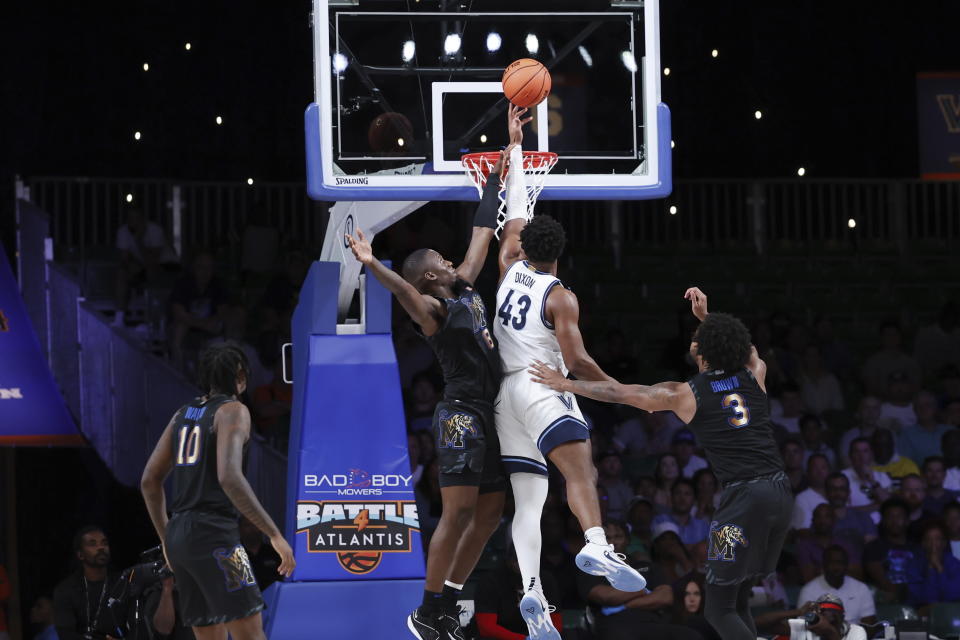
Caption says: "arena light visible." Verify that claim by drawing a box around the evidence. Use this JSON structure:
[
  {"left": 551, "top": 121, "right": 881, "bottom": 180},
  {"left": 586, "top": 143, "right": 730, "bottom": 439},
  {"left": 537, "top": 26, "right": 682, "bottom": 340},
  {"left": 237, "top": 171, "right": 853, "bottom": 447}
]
[
  {"left": 525, "top": 33, "right": 539, "bottom": 55},
  {"left": 480, "top": 134, "right": 488, "bottom": 143},
  {"left": 184, "top": 42, "right": 192, "bottom": 51},
  {"left": 486, "top": 31, "right": 502, "bottom": 53},
  {"left": 215, "top": 115, "right": 223, "bottom": 125},
  {"left": 848, "top": 218, "right": 856, "bottom": 228},
  {"left": 134, "top": 131, "right": 141, "bottom": 141},
  {"left": 669, "top": 205, "right": 677, "bottom": 215},
  {"left": 444, "top": 33, "right": 462, "bottom": 55},
  {"left": 663, "top": 67, "right": 670, "bottom": 76},
  {"left": 125, "top": 193, "right": 134, "bottom": 203},
  {"left": 670, "top": 140, "right": 675, "bottom": 149},
  {"left": 754, "top": 110, "right": 763, "bottom": 120},
  {"left": 397, "top": 138, "right": 405, "bottom": 147},
  {"left": 711, "top": 49, "right": 719, "bottom": 58},
  {"left": 142, "top": 62, "right": 149, "bottom": 72},
  {"left": 621, "top": 51, "right": 638, "bottom": 73},
  {"left": 247, "top": 178, "right": 254, "bottom": 186},
  {"left": 578, "top": 45, "right": 593, "bottom": 68},
  {"left": 402, "top": 40, "right": 416, "bottom": 63},
  {"left": 797, "top": 167, "right": 806, "bottom": 176},
  {"left": 332, "top": 52, "right": 348, "bottom": 74}
]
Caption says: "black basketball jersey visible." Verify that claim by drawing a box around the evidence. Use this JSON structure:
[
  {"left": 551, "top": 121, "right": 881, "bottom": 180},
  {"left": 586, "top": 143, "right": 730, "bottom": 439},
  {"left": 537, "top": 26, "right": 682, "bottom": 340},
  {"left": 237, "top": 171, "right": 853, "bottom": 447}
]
[
  {"left": 169, "top": 394, "right": 242, "bottom": 518},
  {"left": 422, "top": 279, "right": 501, "bottom": 404},
  {"left": 685, "top": 368, "right": 783, "bottom": 485}
]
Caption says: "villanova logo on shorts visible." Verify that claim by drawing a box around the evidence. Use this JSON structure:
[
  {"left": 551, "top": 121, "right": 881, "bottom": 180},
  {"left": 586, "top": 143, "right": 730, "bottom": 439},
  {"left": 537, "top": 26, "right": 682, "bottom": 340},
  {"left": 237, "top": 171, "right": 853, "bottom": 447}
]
[
  {"left": 213, "top": 544, "right": 257, "bottom": 591},
  {"left": 707, "top": 522, "right": 748, "bottom": 562},
  {"left": 439, "top": 410, "right": 478, "bottom": 449}
]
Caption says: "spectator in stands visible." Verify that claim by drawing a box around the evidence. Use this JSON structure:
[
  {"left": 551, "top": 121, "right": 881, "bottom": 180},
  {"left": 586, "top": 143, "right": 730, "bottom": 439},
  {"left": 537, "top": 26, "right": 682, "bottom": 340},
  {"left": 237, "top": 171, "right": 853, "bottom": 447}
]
[
  {"left": 634, "top": 476, "right": 658, "bottom": 505},
  {"left": 921, "top": 457, "right": 960, "bottom": 515},
  {"left": 652, "top": 453, "right": 680, "bottom": 510},
  {"left": 540, "top": 509, "right": 580, "bottom": 608},
  {"left": 54, "top": 525, "right": 125, "bottom": 639},
  {"left": 870, "top": 427, "right": 918, "bottom": 487},
  {"left": 793, "top": 454, "right": 831, "bottom": 530},
  {"left": 251, "top": 359, "right": 293, "bottom": 446},
  {"left": 691, "top": 468, "right": 719, "bottom": 521},
  {"left": 899, "top": 391, "right": 952, "bottom": 464},
  {"left": 168, "top": 251, "right": 228, "bottom": 370},
  {"left": 797, "top": 505, "right": 863, "bottom": 583},
  {"left": 944, "top": 502, "right": 960, "bottom": 559},
  {"left": 773, "top": 382, "right": 806, "bottom": 433},
  {"left": 650, "top": 526, "right": 696, "bottom": 585},
  {"left": 612, "top": 406, "right": 648, "bottom": 456},
  {"left": 652, "top": 479, "right": 709, "bottom": 547},
  {"left": 943, "top": 430, "right": 960, "bottom": 491},
  {"left": 672, "top": 573, "right": 720, "bottom": 640},
  {"left": 824, "top": 472, "right": 877, "bottom": 543},
  {"left": 782, "top": 437, "right": 809, "bottom": 494},
  {"left": 29, "top": 595, "right": 57, "bottom": 640},
  {"left": 899, "top": 473, "right": 933, "bottom": 541},
  {"left": 777, "top": 323, "right": 810, "bottom": 383},
  {"left": 905, "top": 519, "right": 960, "bottom": 612},
  {"left": 815, "top": 316, "right": 856, "bottom": 384},
  {"left": 800, "top": 414, "right": 836, "bottom": 469},
  {"left": 114, "top": 207, "right": 178, "bottom": 326},
  {"left": 799, "top": 344, "right": 845, "bottom": 415},
  {"left": 861, "top": 321, "right": 922, "bottom": 397},
  {"left": 671, "top": 429, "right": 707, "bottom": 478},
  {"left": 406, "top": 372, "right": 441, "bottom": 433},
  {"left": 598, "top": 451, "right": 633, "bottom": 522},
  {"left": 757, "top": 593, "right": 868, "bottom": 640},
  {"left": 838, "top": 396, "right": 883, "bottom": 468},
  {"left": 754, "top": 319, "right": 786, "bottom": 392},
  {"left": 475, "top": 540, "right": 564, "bottom": 639},
  {"left": 913, "top": 301, "right": 960, "bottom": 379},
  {"left": 797, "top": 545, "right": 876, "bottom": 627},
  {"left": 417, "top": 430, "right": 436, "bottom": 469},
  {"left": 943, "top": 397, "right": 960, "bottom": 427},
  {"left": 842, "top": 438, "right": 891, "bottom": 510},
  {"left": 863, "top": 498, "right": 916, "bottom": 603},
  {"left": 646, "top": 412, "right": 682, "bottom": 456},
  {"left": 878, "top": 372, "right": 918, "bottom": 432},
  {"left": 578, "top": 522, "right": 700, "bottom": 640},
  {"left": 206, "top": 303, "right": 271, "bottom": 390},
  {"left": 626, "top": 498, "right": 655, "bottom": 563}
]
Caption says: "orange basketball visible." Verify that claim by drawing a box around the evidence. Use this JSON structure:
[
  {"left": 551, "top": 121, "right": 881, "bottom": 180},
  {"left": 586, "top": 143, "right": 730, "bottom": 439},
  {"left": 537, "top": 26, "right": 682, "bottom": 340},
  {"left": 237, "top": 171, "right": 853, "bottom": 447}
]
[{"left": 502, "top": 58, "right": 551, "bottom": 108}]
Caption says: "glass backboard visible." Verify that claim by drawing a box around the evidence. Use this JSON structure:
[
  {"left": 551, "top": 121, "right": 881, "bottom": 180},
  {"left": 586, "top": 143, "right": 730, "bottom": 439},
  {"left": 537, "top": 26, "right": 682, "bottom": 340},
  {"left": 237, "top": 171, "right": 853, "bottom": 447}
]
[{"left": 306, "top": 0, "right": 671, "bottom": 201}]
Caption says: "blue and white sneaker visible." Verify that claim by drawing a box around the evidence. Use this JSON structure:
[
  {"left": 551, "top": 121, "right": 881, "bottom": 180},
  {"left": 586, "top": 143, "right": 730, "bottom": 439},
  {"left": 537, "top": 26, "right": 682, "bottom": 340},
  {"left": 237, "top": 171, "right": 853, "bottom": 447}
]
[
  {"left": 518, "top": 589, "right": 561, "bottom": 640},
  {"left": 575, "top": 542, "right": 647, "bottom": 592}
]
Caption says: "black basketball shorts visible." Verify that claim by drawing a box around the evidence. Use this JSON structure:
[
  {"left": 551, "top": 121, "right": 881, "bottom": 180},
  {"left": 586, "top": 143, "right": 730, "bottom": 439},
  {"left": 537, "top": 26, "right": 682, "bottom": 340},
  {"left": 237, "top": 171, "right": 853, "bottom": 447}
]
[
  {"left": 165, "top": 511, "right": 265, "bottom": 627},
  {"left": 433, "top": 399, "right": 505, "bottom": 493},
  {"left": 705, "top": 471, "right": 794, "bottom": 586}
]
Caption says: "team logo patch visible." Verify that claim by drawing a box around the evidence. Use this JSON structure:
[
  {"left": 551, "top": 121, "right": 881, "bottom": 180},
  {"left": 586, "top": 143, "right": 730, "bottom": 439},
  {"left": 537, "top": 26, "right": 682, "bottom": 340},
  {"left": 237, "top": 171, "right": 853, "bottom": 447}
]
[
  {"left": 438, "top": 410, "right": 478, "bottom": 449},
  {"left": 556, "top": 394, "right": 574, "bottom": 411},
  {"left": 297, "top": 500, "right": 420, "bottom": 575},
  {"left": 707, "top": 522, "right": 748, "bottom": 562},
  {"left": 213, "top": 544, "right": 257, "bottom": 591}
]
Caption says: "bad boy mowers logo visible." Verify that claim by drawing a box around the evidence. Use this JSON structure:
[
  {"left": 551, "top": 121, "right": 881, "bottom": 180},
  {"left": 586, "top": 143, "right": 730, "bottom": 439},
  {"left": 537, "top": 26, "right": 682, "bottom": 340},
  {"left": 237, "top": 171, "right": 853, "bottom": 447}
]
[
  {"left": 297, "top": 500, "right": 420, "bottom": 575},
  {"left": 708, "top": 522, "right": 748, "bottom": 562}
]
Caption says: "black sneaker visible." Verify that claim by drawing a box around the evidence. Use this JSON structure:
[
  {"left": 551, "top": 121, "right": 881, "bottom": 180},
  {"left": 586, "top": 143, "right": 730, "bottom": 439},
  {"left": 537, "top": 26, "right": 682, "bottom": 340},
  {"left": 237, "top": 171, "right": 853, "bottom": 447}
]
[
  {"left": 407, "top": 607, "right": 443, "bottom": 640},
  {"left": 439, "top": 607, "right": 466, "bottom": 640}
]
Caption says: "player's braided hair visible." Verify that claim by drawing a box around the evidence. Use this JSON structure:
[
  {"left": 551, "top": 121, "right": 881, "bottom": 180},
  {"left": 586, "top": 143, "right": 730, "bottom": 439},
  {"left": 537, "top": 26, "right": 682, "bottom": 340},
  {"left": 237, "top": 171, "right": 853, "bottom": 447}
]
[
  {"left": 692, "top": 312, "right": 752, "bottom": 373},
  {"left": 520, "top": 215, "right": 566, "bottom": 263},
  {"left": 198, "top": 343, "right": 250, "bottom": 397}
]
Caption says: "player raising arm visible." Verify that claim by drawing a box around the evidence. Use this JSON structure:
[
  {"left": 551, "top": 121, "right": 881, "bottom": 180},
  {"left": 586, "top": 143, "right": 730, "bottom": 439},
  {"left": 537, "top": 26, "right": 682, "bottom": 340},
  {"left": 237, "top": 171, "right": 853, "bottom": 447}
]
[
  {"left": 347, "top": 106, "right": 530, "bottom": 640},
  {"left": 530, "top": 287, "right": 792, "bottom": 640}
]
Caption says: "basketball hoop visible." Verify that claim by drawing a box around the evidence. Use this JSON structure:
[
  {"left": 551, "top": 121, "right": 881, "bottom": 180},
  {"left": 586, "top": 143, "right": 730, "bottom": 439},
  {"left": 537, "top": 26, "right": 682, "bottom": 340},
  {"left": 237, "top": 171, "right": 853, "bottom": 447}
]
[{"left": 462, "top": 151, "right": 558, "bottom": 236}]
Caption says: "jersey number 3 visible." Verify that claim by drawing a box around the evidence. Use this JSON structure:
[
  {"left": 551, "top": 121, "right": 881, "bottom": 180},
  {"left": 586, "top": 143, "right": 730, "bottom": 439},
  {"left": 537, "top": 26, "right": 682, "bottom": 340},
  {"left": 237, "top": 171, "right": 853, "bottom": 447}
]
[
  {"left": 498, "top": 290, "right": 531, "bottom": 330},
  {"left": 721, "top": 393, "right": 751, "bottom": 428},
  {"left": 176, "top": 425, "right": 201, "bottom": 465}
]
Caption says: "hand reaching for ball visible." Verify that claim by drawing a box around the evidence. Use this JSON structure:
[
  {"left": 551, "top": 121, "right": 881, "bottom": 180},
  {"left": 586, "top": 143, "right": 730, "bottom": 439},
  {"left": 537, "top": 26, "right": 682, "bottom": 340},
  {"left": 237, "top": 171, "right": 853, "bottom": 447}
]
[{"left": 508, "top": 104, "right": 532, "bottom": 146}]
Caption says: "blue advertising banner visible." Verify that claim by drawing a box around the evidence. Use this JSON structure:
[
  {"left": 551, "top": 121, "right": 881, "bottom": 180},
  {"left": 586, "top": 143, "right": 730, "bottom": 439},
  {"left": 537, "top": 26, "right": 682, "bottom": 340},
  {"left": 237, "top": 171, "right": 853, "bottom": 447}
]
[
  {"left": 917, "top": 72, "right": 960, "bottom": 179},
  {"left": 0, "top": 245, "right": 82, "bottom": 445}
]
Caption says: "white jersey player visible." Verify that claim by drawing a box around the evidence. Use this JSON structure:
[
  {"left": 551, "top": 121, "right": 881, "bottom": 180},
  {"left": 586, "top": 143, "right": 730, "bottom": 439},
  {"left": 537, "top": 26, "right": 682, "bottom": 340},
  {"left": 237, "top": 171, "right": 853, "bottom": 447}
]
[{"left": 494, "top": 145, "right": 646, "bottom": 640}]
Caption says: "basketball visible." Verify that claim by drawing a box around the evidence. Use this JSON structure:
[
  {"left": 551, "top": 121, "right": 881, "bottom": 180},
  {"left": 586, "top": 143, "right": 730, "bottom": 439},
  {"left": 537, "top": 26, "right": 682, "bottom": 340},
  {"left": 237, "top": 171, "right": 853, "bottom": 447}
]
[
  {"left": 367, "top": 112, "right": 414, "bottom": 152},
  {"left": 502, "top": 58, "right": 551, "bottom": 108}
]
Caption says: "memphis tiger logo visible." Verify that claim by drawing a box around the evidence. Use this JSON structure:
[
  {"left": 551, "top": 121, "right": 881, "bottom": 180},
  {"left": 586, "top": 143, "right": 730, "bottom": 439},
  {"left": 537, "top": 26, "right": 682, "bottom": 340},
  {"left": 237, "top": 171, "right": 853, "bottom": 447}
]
[
  {"left": 708, "top": 522, "right": 748, "bottom": 562},
  {"left": 297, "top": 500, "right": 420, "bottom": 575},
  {"left": 213, "top": 544, "right": 257, "bottom": 591},
  {"left": 439, "top": 410, "right": 478, "bottom": 449}
]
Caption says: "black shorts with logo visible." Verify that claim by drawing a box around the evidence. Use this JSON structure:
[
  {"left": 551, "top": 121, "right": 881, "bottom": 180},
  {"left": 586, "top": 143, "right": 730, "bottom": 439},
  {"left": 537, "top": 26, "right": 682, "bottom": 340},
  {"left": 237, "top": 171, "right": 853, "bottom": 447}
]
[
  {"left": 434, "top": 399, "right": 505, "bottom": 493},
  {"left": 706, "top": 471, "right": 794, "bottom": 586},
  {"left": 165, "top": 511, "right": 264, "bottom": 627}
]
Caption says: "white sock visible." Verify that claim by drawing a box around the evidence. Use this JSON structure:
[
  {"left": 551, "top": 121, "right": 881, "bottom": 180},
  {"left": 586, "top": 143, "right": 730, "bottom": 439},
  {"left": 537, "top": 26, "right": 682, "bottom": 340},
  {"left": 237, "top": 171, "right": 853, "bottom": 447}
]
[
  {"left": 504, "top": 145, "right": 528, "bottom": 223},
  {"left": 444, "top": 580, "right": 464, "bottom": 590},
  {"left": 510, "top": 472, "right": 549, "bottom": 592},
  {"left": 584, "top": 526, "right": 608, "bottom": 546}
]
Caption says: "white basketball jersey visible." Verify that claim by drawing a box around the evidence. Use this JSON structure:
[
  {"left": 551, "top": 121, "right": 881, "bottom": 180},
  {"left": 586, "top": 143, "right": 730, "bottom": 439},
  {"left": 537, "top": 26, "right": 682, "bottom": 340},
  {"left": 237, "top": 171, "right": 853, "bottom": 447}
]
[{"left": 495, "top": 260, "right": 567, "bottom": 376}]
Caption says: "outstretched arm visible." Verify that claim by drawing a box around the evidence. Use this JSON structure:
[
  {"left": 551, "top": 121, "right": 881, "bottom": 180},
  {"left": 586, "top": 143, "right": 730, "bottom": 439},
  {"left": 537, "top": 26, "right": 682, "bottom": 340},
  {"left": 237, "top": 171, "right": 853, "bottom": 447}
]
[
  {"left": 497, "top": 105, "right": 532, "bottom": 280},
  {"left": 347, "top": 228, "right": 443, "bottom": 335},
  {"left": 548, "top": 287, "right": 612, "bottom": 382},
  {"left": 456, "top": 148, "right": 508, "bottom": 284},
  {"left": 529, "top": 361, "right": 695, "bottom": 419}
]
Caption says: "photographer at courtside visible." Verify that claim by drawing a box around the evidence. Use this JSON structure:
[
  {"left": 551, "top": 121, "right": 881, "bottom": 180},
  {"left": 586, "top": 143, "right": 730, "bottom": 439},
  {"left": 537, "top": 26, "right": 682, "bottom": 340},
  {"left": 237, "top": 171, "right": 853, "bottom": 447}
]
[{"left": 755, "top": 593, "right": 867, "bottom": 640}]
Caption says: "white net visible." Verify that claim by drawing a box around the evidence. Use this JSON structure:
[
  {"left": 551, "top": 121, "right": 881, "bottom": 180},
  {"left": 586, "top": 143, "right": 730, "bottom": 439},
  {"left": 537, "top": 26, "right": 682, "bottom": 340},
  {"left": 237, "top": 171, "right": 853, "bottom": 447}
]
[{"left": 462, "top": 151, "right": 558, "bottom": 236}]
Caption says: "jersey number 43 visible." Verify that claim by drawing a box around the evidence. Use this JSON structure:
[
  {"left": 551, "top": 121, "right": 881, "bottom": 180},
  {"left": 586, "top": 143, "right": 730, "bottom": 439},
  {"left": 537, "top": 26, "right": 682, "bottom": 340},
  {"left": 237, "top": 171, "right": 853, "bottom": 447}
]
[
  {"left": 498, "top": 290, "right": 531, "bottom": 330},
  {"left": 721, "top": 393, "right": 751, "bottom": 428}
]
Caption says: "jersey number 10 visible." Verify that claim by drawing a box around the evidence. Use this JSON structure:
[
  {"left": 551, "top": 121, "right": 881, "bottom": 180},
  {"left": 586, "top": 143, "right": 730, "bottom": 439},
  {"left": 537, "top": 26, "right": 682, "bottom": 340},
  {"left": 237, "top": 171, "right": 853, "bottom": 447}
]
[
  {"left": 176, "top": 425, "right": 202, "bottom": 465},
  {"left": 721, "top": 393, "right": 751, "bottom": 428}
]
